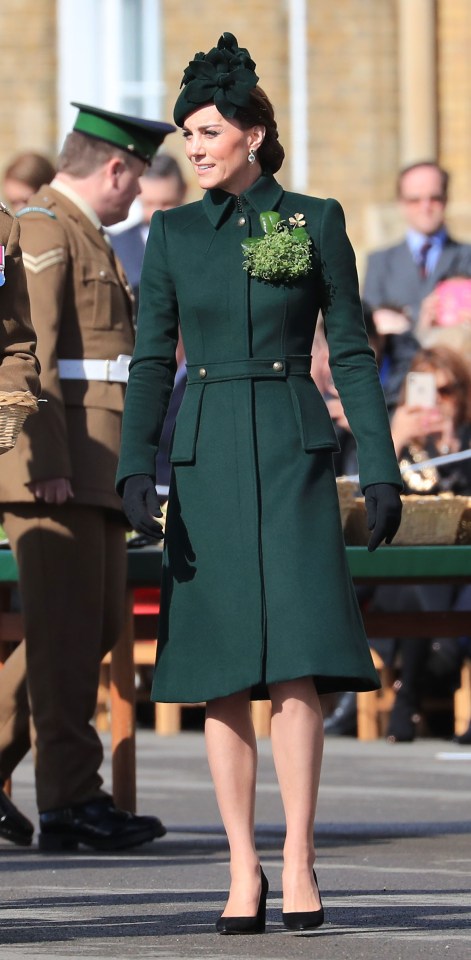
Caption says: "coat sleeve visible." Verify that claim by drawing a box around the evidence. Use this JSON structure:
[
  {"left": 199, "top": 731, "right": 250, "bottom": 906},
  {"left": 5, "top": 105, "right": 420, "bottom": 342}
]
[
  {"left": 0, "top": 213, "right": 41, "bottom": 395},
  {"left": 116, "top": 210, "right": 178, "bottom": 492},
  {"left": 319, "top": 198, "right": 402, "bottom": 490},
  {"left": 19, "top": 210, "right": 73, "bottom": 481}
]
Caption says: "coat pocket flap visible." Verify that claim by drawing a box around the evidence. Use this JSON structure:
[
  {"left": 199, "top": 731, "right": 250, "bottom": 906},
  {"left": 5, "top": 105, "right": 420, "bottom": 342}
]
[
  {"left": 169, "top": 382, "right": 204, "bottom": 464},
  {"left": 288, "top": 377, "right": 340, "bottom": 452}
]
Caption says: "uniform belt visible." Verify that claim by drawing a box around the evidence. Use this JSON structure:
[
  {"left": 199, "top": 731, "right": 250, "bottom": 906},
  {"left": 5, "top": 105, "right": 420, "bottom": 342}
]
[
  {"left": 57, "top": 356, "right": 131, "bottom": 383},
  {"left": 186, "top": 356, "right": 311, "bottom": 384}
]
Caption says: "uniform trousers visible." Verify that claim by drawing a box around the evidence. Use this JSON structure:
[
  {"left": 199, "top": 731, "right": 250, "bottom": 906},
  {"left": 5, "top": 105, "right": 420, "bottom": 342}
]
[{"left": 0, "top": 503, "right": 127, "bottom": 812}]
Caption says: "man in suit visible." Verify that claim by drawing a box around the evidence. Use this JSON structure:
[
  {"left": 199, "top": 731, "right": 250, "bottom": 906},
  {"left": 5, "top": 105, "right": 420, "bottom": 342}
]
[
  {"left": 111, "top": 153, "right": 187, "bottom": 311},
  {"left": 0, "top": 103, "right": 175, "bottom": 850},
  {"left": 363, "top": 161, "right": 471, "bottom": 402}
]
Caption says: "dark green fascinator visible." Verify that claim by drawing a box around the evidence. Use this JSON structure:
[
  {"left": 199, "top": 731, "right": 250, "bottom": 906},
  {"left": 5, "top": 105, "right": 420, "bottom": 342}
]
[{"left": 173, "top": 32, "right": 259, "bottom": 127}]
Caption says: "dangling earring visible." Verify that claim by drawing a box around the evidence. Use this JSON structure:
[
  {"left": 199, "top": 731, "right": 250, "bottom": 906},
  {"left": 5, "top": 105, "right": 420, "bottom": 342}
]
[{"left": 248, "top": 148, "right": 256, "bottom": 164}]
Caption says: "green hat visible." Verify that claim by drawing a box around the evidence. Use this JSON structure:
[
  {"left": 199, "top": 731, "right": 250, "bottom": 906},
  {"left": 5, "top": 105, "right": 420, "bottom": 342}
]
[
  {"left": 173, "top": 32, "right": 259, "bottom": 127},
  {"left": 71, "top": 102, "right": 176, "bottom": 164}
]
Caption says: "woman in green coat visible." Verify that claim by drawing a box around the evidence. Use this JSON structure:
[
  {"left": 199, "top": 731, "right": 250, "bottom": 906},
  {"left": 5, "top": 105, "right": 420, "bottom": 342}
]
[{"left": 117, "top": 33, "right": 402, "bottom": 934}]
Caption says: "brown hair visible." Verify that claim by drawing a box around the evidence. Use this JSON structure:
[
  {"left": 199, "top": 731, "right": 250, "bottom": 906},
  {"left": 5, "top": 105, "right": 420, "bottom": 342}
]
[
  {"left": 236, "top": 85, "right": 285, "bottom": 174},
  {"left": 144, "top": 152, "right": 186, "bottom": 192},
  {"left": 57, "top": 131, "right": 135, "bottom": 177},
  {"left": 3, "top": 151, "right": 55, "bottom": 190},
  {"left": 408, "top": 345, "right": 471, "bottom": 425}
]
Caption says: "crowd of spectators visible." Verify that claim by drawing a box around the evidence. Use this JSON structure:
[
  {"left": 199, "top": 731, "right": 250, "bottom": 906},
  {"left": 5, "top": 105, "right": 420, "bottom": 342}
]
[{"left": 320, "top": 161, "right": 471, "bottom": 745}]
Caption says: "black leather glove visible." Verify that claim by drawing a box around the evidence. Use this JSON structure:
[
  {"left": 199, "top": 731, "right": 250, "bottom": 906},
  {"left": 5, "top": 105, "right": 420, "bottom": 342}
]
[
  {"left": 122, "top": 475, "right": 164, "bottom": 541},
  {"left": 364, "top": 483, "right": 402, "bottom": 552}
]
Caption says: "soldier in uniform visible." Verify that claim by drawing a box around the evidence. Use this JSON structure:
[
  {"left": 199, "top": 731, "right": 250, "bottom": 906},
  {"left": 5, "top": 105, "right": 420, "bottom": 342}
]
[
  {"left": 0, "top": 203, "right": 40, "bottom": 394},
  {"left": 0, "top": 104, "right": 175, "bottom": 851},
  {"left": 0, "top": 202, "right": 40, "bottom": 844}
]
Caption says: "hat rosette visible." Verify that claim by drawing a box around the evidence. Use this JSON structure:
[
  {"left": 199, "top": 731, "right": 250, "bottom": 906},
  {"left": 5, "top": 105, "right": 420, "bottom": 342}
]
[{"left": 173, "top": 32, "right": 259, "bottom": 127}]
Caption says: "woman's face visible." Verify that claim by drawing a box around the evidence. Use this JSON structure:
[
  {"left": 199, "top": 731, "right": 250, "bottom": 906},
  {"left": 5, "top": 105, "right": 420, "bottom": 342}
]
[
  {"left": 182, "top": 104, "right": 264, "bottom": 196},
  {"left": 433, "top": 366, "right": 461, "bottom": 421},
  {"left": 417, "top": 363, "right": 461, "bottom": 423}
]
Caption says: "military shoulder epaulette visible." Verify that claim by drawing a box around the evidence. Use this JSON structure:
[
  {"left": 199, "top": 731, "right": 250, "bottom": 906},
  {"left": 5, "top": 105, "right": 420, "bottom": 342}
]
[{"left": 16, "top": 206, "right": 57, "bottom": 219}]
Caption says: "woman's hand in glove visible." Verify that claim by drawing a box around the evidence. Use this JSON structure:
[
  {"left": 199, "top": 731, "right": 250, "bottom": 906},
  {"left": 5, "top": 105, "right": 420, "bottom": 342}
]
[
  {"left": 122, "top": 475, "right": 164, "bottom": 540},
  {"left": 364, "top": 483, "right": 402, "bottom": 552}
]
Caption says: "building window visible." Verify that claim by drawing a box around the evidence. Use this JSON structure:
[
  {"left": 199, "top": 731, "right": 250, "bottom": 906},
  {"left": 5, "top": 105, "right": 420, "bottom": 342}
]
[{"left": 58, "top": 0, "right": 163, "bottom": 146}]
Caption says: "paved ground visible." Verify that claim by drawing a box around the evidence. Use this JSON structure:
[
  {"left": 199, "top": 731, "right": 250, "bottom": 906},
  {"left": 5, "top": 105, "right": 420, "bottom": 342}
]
[{"left": 0, "top": 730, "right": 470, "bottom": 959}]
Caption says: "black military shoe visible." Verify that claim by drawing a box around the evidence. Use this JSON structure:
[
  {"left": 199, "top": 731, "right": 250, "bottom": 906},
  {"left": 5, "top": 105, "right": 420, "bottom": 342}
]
[
  {"left": 0, "top": 786, "right": 34, "bottom": 846},
  {"left": 38, "top": 796, "right": 166, "bottom": 852},
  {"left": 323, "top": 691, "right": 357, "bottom": 737}
]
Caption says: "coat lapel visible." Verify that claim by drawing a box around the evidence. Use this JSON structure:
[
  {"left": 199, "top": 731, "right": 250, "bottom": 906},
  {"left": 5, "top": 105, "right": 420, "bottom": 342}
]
[{"left": 202, "top": 174, "right": 284, "bottom": 230}]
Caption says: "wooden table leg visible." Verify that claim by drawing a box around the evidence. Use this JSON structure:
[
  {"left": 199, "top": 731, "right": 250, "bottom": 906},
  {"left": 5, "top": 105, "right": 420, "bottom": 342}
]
[
  {"left": 251, "top": 699, "right": 271, "bottom": 738},
  {"left": 454, "top": 660, "right": 471, "bottom": 736},
  {"left": 155, "top": 702, "right": 182, "bottom": 734},
  {"left": 110, "top": 589, "right": 136, "bottom": 813},
  {"left": 357, "top": 690, "right": 380, "bottom": 740}
]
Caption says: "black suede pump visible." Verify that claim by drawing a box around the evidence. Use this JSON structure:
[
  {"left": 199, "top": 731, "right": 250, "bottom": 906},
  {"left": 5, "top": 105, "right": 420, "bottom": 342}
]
[
  {"left": 282, "top": 869, "right": 324, "bottom": 931},
  {"left": 215, "top": 868, "right": 269, "bottom": 935}
]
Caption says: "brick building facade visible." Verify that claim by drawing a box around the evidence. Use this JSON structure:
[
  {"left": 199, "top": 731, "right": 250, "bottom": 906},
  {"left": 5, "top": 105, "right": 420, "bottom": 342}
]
[{"left": 1, "top": 0, "right": 471, "bottom": 270}]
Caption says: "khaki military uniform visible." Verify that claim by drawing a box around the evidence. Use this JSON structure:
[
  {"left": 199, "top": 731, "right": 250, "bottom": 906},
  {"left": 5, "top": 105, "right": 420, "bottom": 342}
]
[
  {"left": 0, "top": 185, "right": 135, "bottom": 811},
  {"left": 0, "top": 206, "right": 40, "bottom": 395}
]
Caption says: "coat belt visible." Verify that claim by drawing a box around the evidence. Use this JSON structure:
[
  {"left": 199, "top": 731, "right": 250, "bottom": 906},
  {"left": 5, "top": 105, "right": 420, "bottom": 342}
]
[{"left": 186, "top": 356, "right": 311, "bottom": 384}]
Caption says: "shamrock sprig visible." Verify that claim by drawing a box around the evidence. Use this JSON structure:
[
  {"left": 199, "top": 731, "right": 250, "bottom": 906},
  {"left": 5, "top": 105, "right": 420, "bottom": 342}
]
[{"left": 242, "top": 211, "right": 312, "bottom": 283}]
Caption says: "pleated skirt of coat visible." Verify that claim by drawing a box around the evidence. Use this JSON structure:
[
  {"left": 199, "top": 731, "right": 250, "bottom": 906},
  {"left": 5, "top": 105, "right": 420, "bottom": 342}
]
[{"left": 151, "top": 377, "right": 380, "bottom": 703}]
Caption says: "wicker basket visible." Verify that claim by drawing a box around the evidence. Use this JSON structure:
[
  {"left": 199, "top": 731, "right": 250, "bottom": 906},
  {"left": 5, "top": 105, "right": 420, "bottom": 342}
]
[
  {"left": 344, "top": 493, "right": 471, "bottom": 546},
  {"left": 336, "top": 477, "right": 360, "bottom": 530},
  {"left": 0, "top": 391, "right": 38, "bottom": 454}
]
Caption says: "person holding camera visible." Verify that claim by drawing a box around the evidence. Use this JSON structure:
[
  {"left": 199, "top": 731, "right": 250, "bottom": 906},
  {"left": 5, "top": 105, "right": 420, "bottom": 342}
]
[{"left": 377, "top": 345, "right": 471, "bottom": 742}]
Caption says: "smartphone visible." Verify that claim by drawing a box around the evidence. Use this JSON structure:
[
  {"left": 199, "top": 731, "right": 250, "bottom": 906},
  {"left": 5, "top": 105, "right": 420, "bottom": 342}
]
[{"left": 405, "top": 371, "right": 436, "bottom": 408}]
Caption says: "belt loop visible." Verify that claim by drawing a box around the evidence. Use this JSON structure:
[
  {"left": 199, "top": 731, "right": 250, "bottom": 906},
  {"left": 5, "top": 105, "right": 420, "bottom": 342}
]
[{"left": 105, "top": 359, "right": 111, "bottom": 382}]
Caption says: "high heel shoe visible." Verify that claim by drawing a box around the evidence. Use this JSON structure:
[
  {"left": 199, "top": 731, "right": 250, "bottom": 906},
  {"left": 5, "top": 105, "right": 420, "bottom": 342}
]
[
  {"left": 282, "top": 869, "right": 324, "bottom": 931},
  {"left": 215, "top": 867, "right": 269, "bottom": 935}
]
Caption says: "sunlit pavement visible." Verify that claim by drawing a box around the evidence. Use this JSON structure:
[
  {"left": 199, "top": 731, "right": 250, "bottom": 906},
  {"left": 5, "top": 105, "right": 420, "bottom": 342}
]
[{"left": 1, "top": 730, "right": 470, "bottom": 959}]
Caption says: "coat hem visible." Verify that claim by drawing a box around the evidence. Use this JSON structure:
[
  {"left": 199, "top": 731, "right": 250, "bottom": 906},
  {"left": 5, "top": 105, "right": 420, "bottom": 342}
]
[{"left": 151, "top": 669, "right": 381, "bottom": 704}]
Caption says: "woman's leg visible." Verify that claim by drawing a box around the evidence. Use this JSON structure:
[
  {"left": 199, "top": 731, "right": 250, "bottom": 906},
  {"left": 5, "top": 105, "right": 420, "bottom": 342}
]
[
  {"left": 205, "top": 689, "right": 262, "bottom": 916},
  {"left": 269, "top": 677, "right": 324, "bottom": 912}
]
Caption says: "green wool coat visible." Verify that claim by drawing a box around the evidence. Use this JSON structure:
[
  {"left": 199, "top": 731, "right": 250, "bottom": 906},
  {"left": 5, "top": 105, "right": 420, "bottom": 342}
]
[{"left": 117, "top": 173, "right": 402, "bottom": 702}]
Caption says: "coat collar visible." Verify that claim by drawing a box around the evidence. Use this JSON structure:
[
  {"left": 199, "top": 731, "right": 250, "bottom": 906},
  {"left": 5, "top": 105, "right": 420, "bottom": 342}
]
[{"left": 202, "top": 173, "right": 284, "bottom": 228}]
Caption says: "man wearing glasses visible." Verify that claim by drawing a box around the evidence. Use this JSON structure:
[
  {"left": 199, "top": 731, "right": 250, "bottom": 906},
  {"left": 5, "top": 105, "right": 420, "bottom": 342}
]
[{"left": 363, "top": 161, "right": 471, "bottom": 403}]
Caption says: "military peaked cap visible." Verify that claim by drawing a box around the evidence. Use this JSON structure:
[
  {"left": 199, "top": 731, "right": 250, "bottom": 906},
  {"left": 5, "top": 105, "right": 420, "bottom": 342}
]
[{"left": 71, "top": 102, "right": 176, "bottom": 164}]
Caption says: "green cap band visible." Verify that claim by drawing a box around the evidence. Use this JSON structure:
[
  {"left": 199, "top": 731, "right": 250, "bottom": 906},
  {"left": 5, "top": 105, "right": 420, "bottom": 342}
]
[{"left": 71, "top": 103, "right": 175, "bottom": 163}]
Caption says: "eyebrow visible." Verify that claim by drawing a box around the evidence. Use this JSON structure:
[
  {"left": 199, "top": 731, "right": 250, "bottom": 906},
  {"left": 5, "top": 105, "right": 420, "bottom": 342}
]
[{"left": 183, "top": 123, "right": 224, "bottom": 133}]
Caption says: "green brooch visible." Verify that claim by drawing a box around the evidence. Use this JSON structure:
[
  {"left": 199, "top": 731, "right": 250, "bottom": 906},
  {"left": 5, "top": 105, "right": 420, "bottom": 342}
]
[{"left": 242, "top": 211, "right": 312, "bottom": 283}]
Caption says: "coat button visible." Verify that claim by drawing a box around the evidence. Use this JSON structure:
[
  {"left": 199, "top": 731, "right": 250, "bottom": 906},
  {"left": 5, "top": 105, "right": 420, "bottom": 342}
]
[
  {"left": 237, "top": 216, "right": 246, "bottom": 226},
  {"left": 273, "top": 361, "right": 284, "bottom": 372},
  {"left": 99, "top": 269, "right": 107, "bottom": 278},
  {"left": 199, "top": 367, "right": 207, "bottom": 379}
]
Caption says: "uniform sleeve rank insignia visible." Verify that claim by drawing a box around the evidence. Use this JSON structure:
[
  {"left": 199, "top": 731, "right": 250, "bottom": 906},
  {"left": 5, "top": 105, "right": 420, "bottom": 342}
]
[
  {"left": 22, "top": 248, "right": 65, "bottom": 274},
  {"left": 0, "top": 245, "right": 5, "bottom": 286}
]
